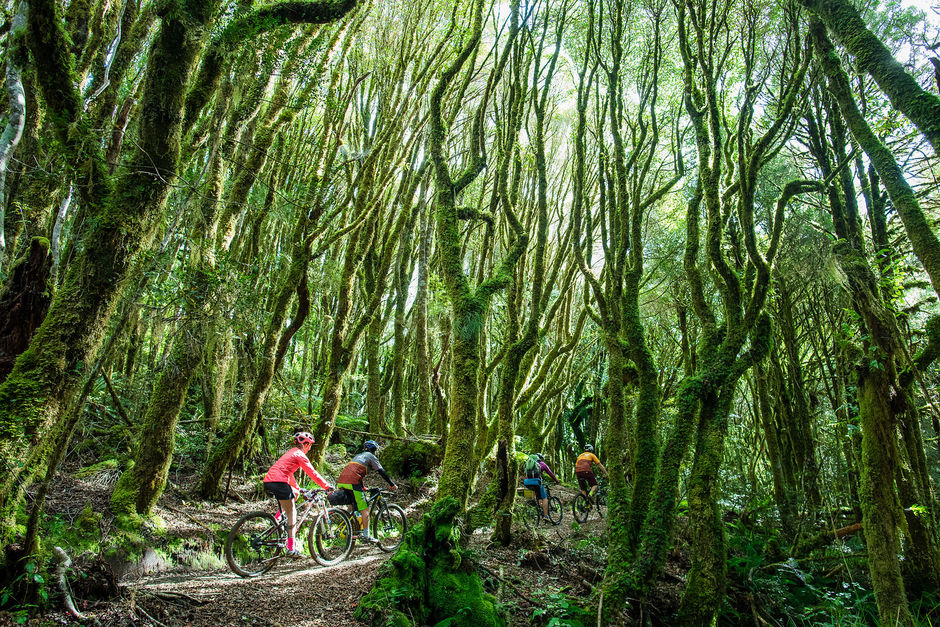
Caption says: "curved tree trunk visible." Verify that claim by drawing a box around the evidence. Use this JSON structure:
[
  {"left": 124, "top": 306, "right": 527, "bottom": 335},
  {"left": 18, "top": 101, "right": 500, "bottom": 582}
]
[
  {"left": 198, "top": 251, "right": 310, "bottom": 499},
  {"left": 0, "top": 0, "right": 218, "bottom": 524},
  {"left": 810, "top": 18, "right": 940, "bottom": 299},
  {"left": 801, "top": 0, "right": 940, "bottom": 154},
  {"left": 413, "top": 204, "right": 431, "bottom": 434}
]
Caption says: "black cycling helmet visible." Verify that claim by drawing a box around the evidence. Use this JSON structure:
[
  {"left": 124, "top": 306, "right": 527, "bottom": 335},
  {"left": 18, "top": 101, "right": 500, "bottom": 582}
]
[
  {"left": 363, "top": 440, "right": 379, "bottom": 453},
  {"left": 536, "top": 453, "right": 545, "bottom": 461},
  {"left": 584, "top": 444, "right": 594, "bottom": 453}
]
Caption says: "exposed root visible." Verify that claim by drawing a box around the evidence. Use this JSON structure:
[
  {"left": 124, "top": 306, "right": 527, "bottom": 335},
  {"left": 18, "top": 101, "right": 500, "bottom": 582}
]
[{"left": 52, "top": 546, "right": 83, "bottom": 620}]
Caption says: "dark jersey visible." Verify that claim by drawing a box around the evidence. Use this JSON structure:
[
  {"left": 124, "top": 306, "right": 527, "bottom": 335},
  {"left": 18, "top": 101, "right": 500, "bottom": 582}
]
[{"left": 337, "top": 451, "right": 393, "bottom": 485}]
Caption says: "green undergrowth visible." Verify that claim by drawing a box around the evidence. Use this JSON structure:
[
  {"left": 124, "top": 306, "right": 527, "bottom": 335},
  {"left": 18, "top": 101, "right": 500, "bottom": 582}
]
[
  {"left": 719, "top": 516, "right": 914, "bottom": 625},
  {"left": 355, "top": 497, "right": 505, "bottom": 626},
  {"left": 530, "top": 592, "right": 594, "bottom": 626}
]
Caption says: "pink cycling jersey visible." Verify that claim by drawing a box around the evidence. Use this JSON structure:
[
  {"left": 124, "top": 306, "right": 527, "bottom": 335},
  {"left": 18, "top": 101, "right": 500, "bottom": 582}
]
[{"left": 263, "top": 447, "right": 330, "bottom": 491}]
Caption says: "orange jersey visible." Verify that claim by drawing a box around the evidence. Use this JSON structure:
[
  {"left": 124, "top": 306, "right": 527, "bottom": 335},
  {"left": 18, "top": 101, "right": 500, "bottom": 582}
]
[{"left": 575, "top": 452, "right": 601, "bottom": 473}]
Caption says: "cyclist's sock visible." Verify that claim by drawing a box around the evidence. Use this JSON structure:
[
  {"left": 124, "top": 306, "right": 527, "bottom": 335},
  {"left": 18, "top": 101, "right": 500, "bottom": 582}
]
[{"left": 286, "top": 537, "right": 294, "bottom": 551}]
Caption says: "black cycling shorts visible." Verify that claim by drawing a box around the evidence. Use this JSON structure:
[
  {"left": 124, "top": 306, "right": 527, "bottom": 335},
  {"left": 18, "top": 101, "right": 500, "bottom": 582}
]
[{"left": 263, "top": 481, "right": 295, "bottom": 501}]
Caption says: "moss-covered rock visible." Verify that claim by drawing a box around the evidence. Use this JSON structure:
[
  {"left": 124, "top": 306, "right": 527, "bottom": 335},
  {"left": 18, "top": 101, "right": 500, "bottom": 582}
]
[
  {"left": 355, "top": 497, "right": 505, "bottom": 627},
  {"left": 379, "top": 438, "right": 444, "bottom": 479}
]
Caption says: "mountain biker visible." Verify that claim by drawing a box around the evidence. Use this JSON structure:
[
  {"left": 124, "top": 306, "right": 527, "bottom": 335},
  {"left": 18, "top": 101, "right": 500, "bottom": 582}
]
[
  {"left": 523, "top": 453, "right": 558, "bottom": 522},
  {"left": 575, "top": 444, "right": 608, "bottom": 499},
  {"left": 262, "top": 432, "right": 333, "bottom": 558},
  {"left": 336, "top": 440, "right": 398, "bottom": 543}
]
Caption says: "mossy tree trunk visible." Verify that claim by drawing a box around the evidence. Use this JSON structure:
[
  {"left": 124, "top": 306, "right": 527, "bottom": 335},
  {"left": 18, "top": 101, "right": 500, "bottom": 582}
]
[
  {"left": 364, "top": 253, "right": 390, "bottom": 435},
  {"left": 676, "top": 386, "right": 734, "bottom": 623},
  {"left": 806, "top": 19, "right": 940, "bottom": 622},
  {"left": 810, "top": 18, "right": 940, "bottom": 300},
  {"left": 626, "top": 3, "right": 809, "bottom": 620},
  {"left": 565, "top": 4, "right": 682, "bottom": 615},
  {"left": 856, "top": 353, "right": 914, "bottom": 626},
  {"left": 800, "top": 0, "right": 940, "bottom": 155},
  {"left": 389, "top": 191, "right": 423, "bottom": 435},
  {"left": 413, "top": 203, "right": 432, "bottom": 434},
  {"left": 429, "top": 0, "right": 527, "bottom": 509},
  {"left": 0, "top": 0, "right": 219, "bottom": 526}
]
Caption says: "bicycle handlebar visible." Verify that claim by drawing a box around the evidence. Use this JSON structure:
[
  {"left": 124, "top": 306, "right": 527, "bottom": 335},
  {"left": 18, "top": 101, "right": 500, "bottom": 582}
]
[{"left": 300, "top": 487, "right": 334, "bottom": 500}]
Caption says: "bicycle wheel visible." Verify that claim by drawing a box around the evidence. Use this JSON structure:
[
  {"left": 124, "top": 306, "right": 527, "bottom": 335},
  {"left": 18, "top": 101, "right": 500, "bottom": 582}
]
[
  {"left": 225, "top": 511, "right": 282, "bottom": 577},
  {"left": 521, "top": 500, "right": 541, "bottom": 531},
  {"left": 547, "top": 496, "right": 563, "bottom": 525},
  {"left": 572, "top": 494, "right": 591, "bottom": 524},
  {"left": 371, "top": 504, "right": 408, "bottom": 553},
  {"left": 308, "top": 508, "right": 353, "bottom": 566},
  {"left": 596, "top": 492, "right": 606, "bottom": 518}
]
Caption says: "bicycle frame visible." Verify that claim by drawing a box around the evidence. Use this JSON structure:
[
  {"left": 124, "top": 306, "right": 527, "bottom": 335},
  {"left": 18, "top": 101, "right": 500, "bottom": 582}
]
[
  {"left": 528, "top": 485, "right": 553, "bottom": 507},
  {"left": 267, "top": 490, "right": 334, "bottom": 550},
  {"left": 344, "top": 488, "right": 390, "bottom": 528}
]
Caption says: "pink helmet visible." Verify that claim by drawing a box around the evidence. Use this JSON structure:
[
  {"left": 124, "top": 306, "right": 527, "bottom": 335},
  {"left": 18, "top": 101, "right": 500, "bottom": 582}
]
[{"left": 294, "top": 432, "right": 315, "bottom": 446}]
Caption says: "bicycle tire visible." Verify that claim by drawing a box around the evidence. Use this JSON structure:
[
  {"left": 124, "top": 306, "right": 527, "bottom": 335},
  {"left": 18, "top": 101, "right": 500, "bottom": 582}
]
[
  {"left": 572, "top": 494, "right": 590, "bottom": 524},
  {"left": 225, "top": 511, "right": 282, "bottom": 577},
  {"left": 521, "top": 500, "right": 541, "bottom": 531},
  {"left": 308, "top": 508, "right": 353, "bottom": 566},
  {"left": 371, "top": 504, "right": 408, "bottom": 553},
  {"left": 596, "top": 492, "right": 606, "bottom": 517},
  {"left": 548, "top": 496, "right": 563, "bottom": 525}
]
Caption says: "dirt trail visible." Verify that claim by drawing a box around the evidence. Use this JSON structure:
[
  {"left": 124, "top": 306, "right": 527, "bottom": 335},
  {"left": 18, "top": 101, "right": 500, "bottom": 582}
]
[
  {"left": 19, "top": 475, "right": 613, "bottom": 626},
  {"left": 130, "top": 549, "right": 388, "bottom": 626}
]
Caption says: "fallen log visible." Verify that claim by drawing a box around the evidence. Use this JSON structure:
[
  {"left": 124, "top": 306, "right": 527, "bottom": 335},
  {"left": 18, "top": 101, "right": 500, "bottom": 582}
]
[{"left": 795, "top": 522, "right": 863, "bottom": 555}]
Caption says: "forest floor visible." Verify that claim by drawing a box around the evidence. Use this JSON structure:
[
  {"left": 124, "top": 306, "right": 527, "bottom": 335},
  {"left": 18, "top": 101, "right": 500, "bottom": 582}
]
[{"left": 3, "top": 467, "right": 688, "bottom": 627}]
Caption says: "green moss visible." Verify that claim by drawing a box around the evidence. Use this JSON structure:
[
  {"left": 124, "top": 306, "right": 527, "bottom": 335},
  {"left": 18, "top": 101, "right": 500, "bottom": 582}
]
[
  {"left": 75, "top": 458, "right": 118, "bottom": 479},
  {"left": 356, "top": 498, "right": 504, "bottom": 626},
  {"left": 78, "top": 503, "right": 101, "bottom": 530},
  {"left": 110, "top": 468, "right": 144, "bottom": 529},
  {"left": 380, "top": 439, "right": 443, "bottom": 478}
]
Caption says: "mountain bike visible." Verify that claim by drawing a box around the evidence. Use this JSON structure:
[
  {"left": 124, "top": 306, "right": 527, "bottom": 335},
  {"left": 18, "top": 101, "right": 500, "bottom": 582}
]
[
  {"left": 346, "top": 487, "right": 408, "bottom": 552},
  {"left": 518, "top": 484, "right": 563, "bottom": 530},
  {"left": 224, "top": 488, "right": 352, "bottom": 577},
  {"left": 571, "top": 478, "right": 607, "bottom": 523}
]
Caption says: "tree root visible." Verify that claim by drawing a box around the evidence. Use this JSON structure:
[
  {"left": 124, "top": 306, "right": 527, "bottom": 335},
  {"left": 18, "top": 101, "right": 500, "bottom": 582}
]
[
  {"left": 52, "top": 546, "right": 83, "bottom": 620},
  {"left": 477, "top": 564, "right": 537, "bottom": 606}
]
